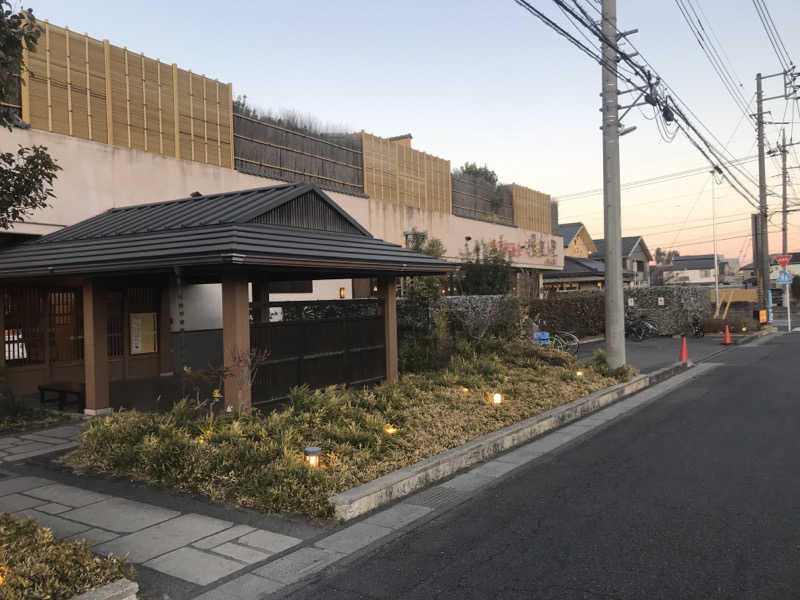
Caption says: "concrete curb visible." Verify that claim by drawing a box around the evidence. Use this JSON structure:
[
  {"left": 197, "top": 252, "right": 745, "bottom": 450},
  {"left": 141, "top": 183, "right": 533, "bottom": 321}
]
[
  {"left": 331, "top": 360, "right": 694, "bottom": 521},
  {"left": 71, "top": 578, "right": 138, "bottom": 600}
]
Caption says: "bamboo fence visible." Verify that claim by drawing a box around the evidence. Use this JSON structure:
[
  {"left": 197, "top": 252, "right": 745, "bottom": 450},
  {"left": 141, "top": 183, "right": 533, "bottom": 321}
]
[
  {"left": 361, "top": 132, "right": 451, "bottom": 213},
  {"left": 22, "top": 22, "right": 232, "bottom": 167},
  {"left": 511, "top": 184, "right": 552, "bottom": 233},
  {"left": 233, "top": 113, "right": 363, "bottom": 194},
  {"left": 451, "top": 172, "right": 514, "bottom": 226}
]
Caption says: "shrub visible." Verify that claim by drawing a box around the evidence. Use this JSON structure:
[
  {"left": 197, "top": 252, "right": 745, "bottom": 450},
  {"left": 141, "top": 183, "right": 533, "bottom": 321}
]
[
  {"left": 0, "top": 514, "right": 133, "bottom": 600},
  {"left": 701, "top": 316, "right": 758, "bottom": 334},
  {"left": 530, "top": 292, "right": 605, "bottom": 338}
]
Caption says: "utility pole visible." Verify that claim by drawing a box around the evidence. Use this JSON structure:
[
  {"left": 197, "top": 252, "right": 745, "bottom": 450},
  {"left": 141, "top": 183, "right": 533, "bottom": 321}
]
[
  {"left": 756, "top": 73, "right": 770, "bottom": 312},
  {"left": 712, "top": 175, "right": 719, "bottom": 308},
  {"left": 601, "top": 0, "right": 625, "bottom": 369},
  {"left": 781, "top": 128, "right": 788, "bottom": 255}
]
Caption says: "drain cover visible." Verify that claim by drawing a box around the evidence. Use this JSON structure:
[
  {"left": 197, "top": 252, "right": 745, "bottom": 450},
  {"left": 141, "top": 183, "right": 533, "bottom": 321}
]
[{"left": 405, "top": 485, "right": 467, "bottom": 510}]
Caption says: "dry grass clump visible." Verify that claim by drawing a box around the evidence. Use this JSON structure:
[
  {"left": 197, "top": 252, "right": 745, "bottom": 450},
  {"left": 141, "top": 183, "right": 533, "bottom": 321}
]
[
  {"left": 0, "top": 514, "right": 133, "bottom": 600},
  {"left": 64, "top": 339, "right": 632, "bottom": 519}
]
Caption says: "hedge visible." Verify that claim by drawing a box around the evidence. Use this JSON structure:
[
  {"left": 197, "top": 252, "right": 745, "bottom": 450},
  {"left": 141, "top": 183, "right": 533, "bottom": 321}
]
[{"left": 529, "top": 293, "right": 605, "bottom": 338}]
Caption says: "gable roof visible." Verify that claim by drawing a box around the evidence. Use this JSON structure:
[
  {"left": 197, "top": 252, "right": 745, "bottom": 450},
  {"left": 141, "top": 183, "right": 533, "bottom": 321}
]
[
  {"left": 543, "top": 256, "right": 634, "bottom": 279},
  {"left": 556, "top": 223, "right": 584, "bottom": 247},
  {"left": 591, "top": 236, "right": 652, "bottom": 261},
  {"left": 0, "top": 183, "right": 452, "bottom": 279},
  {"left": 41, "top": 182, "right": 371, "bottom": 243},
  {"left": 661, "top": 254, "right": 719, "bottom": 271}
]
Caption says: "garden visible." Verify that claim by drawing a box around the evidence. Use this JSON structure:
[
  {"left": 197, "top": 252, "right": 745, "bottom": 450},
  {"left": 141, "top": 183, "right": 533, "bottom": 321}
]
[{"left": 62, "top": 289, "right": 634, "bottom": 519}]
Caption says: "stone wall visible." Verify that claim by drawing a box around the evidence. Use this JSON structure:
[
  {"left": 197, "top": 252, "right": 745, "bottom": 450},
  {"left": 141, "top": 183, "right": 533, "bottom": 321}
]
[{"left": 625, "top": 286, "right": 712, "bottom": 335}]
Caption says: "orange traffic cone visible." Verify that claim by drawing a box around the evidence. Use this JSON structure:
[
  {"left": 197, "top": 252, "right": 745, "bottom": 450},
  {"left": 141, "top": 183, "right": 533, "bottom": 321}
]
[
  {"left": 679, "top": 336, "right": 689, "bottom": 361},
  {"left": 722, "top": 325, "right": 732, "bottom": 345}
]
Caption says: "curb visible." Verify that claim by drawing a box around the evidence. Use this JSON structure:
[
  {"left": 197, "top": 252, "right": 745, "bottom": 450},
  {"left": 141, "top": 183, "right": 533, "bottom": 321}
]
[{"left": 331, "top": 360, "right": 693, "bottom": 521}]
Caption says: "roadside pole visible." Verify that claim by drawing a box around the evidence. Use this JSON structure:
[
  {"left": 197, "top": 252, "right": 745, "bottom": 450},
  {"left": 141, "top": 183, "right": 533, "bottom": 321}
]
[
  {"left": 712, "top": 175, "right": 719, "bottom": 309},
  {"left": 601, "top": 0, "right": 626, "bottom": 369},
  {"left": 776, "top": 255, "right": 792, "bottom": 333},
  {"left": 787, "top": 284, "right": 791, "bottom": 333}
]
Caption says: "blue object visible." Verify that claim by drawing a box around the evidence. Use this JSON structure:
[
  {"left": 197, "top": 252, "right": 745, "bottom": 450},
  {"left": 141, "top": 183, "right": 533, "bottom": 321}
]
[
  {"left": 767, "top": 289, "right": 774, "bottom": 322},
  {"left": 534, "top": 331, "right": 550, "bottom": 346},
  {"left": 777, "top": 270, "right": 792, "bottom": 286}
]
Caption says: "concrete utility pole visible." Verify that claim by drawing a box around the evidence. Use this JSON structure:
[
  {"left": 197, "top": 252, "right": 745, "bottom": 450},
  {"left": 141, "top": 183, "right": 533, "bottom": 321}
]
[
  {"left": 601, "top": 0, "right": 625, "bottom": 369},
  {"left": 712, "top": 176, "right": 720, "bottom": 308},
  {"left": 756, "top": 73, "right": 770, "bottom": 311},
  {"left": 781, "top": 129, "right": 788, "bottom": 255}
]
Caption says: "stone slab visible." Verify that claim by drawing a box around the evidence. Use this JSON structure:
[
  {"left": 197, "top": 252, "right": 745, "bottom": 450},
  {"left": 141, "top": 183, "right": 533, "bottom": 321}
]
[
  {"left": 254, "top": 546, "right": 346, "bottom": 585},
  {"left": 69, "top": 527, "right": 120, "bottom": 547},
  {"left": 5, "top": 441, "right": 51, "bottom": 454},
  {"left": 192, "top": 524, "right": 255, "bottom": 550},
  {"left": 14, "top": 508, "right": 90, "bottom": 538},
  {"left": 238, "top": 529, "right": 301, "bottom": 554},
  {"left": 212, "top": 541, "right": 270, "bottom": 564},
  {"left": 362, "top": 502, "right": 432, "bottom": 530},
  {"left": 26, "top": 483, "right": 109, "bottom": 507},
  {"left": 0, "top": 492, "right": 47, "bottom": 512},
  {"left": 0, "top": 476, "right": 53, "bottom": 496},
  {"left": 3, "top": 441, "right": 78, "bottom": 461},
  {"left": 314, "top": 521, "right": 392, "bottom": 554},
  {"left": 20, "top": 433, "right": 71, "bottom": 444},
  {"left": 440, "top": 471, "right": 495, "bottom": 492},
  {"left": 144, "top": 546, "right": 244, "bottom": 585},
  {"left": 0, "top": 437, "right": 22, "bottom": 449},
  {"left": 95, "top": 513, "right": 232, "bottom": 563},
  {"left": 469, "top": 459, "right": 521, "bottom": 479},
  {"left": 193, "top": 573, "right": 283, "bottom": 599},
  {"left": 38, "top": 424, "right": 83, "bottom": 438},
  {"left": 72, "top": 578, "right": 138, "bottom": 600},
  {"left": 63, "top": 497, "right": 179, "bottom": 533},
  {"left": 36, "top": 502, "right": 71, "bottom": 514}
]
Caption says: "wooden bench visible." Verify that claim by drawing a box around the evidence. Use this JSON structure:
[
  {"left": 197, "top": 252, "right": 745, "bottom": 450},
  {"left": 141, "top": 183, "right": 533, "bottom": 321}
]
[{"left": 39, "top": 382, "right": 86, "bottom": 412}]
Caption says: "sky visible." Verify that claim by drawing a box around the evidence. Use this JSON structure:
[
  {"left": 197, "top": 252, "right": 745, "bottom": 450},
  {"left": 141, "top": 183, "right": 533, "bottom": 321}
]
[{"left": 22, "top": 0, "right": 800, "bottom": 263}]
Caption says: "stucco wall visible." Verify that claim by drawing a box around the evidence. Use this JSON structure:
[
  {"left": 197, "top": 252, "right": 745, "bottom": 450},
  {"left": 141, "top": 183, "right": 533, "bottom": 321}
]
[{"left": 0, "top": 128, "right": 563, "bottom": 270}]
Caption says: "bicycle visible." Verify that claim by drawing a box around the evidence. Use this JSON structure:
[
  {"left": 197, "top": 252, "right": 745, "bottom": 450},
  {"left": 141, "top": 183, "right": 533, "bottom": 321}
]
[
  {"left": 625, "top": 315, "right": 659, "bottom": 341},
  {"left": 685, "top": 315, "right": 704, "bottom": 338},
  {"left": 534, "top": 316, "right": 580, "bottom": 355}
]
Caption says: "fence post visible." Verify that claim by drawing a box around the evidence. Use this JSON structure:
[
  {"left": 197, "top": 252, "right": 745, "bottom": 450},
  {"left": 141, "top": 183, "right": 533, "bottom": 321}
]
[{"left": 379, "top": 277, "right": 398, "bottom": 383}]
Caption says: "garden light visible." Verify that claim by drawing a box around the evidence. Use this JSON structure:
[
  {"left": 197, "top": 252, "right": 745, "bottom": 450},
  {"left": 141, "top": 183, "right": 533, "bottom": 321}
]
[
  {"left": 491, "top": 392, "right": 503, "bottom": 405},
  {"left": 339, "top": 287, "right": 346, "bottom": 299},
  {"left": 383, "top": 424, "right": 398, "bottom": 434},
  {"left": 742, "top": 327, "right": 747, "bottom": 332},
  {"left": 460, "top": 386, "right": 469, "bottom": 393},
  {"left": 212, "top": 388, "right": 222, "bottom": 400},
  {"left": 576, "top": 370, "right": 584, "bottom": 377},
  {"left": 304, "top": 446, "right": 321, "bottom": 468}
]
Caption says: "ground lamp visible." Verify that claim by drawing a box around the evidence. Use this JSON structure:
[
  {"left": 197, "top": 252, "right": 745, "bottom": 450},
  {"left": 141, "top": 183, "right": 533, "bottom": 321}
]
[
  {"left": 383, "top": 424, "right": 398, "bottom": 435},
  {"left": 460, "top": 386, "right": 469, "bottom": 393},
  {"left": 576, "top": 370, "right": 584, "bottom": 377},
  {"left": 304, "top": 446, "right": 321, "bottom": 468},
  {"left": 490, "top": 392, "right": 503, "bottom": 405}
]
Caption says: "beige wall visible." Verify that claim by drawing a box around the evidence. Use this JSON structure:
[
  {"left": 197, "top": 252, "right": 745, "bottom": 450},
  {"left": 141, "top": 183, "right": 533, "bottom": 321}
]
[{"left": 0, "top": 128, "right": 563, "bottom": 270}]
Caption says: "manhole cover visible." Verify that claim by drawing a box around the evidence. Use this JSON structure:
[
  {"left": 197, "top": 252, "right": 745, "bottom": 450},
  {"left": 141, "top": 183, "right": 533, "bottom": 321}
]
[{"left": 405, "top": 485, "right": 467, "bottom": 510}]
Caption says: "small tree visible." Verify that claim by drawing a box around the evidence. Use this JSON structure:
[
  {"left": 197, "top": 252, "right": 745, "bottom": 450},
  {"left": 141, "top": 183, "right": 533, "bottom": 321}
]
[
  {"left": 456, "top": 162, "right": 498, "bottom": 186},
  {"left": 458, "top": 241, "right": 513, "bottom": 295},
  {"left": 0, "top": 2, "right": 60, "bottom": 229}
]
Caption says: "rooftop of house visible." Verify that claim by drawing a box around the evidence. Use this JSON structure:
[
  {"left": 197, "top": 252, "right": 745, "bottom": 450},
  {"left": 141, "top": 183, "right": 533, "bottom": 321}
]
[
  {"left": 556, "top": 222, "right": 585, "bottom": 248},
  {"left": 591, "top": 236, "right": 652, "bottom": 261},
  {"left": 544, "top": 256, "right": 634, "bottom": 279}
]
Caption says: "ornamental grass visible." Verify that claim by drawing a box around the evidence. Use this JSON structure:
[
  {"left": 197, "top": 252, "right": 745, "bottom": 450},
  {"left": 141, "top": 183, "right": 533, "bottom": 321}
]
[
  {"left": 0, "top": 514, "right": 133, "bottom": 600},
  {"left": 63, "top": 339, "right": 632, "bottom": 519}
]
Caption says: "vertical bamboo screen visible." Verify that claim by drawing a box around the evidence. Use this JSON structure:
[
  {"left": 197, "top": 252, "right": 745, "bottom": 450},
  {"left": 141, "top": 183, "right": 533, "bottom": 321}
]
[
  {"left": 511, "top": 184, "right": 552, "bottom": 233},
  {"left": 23, "top": 22, "right": 232, "bottom": 168},
  {"left": 361, "top": 132, "right": 451, "bottom": 213}
]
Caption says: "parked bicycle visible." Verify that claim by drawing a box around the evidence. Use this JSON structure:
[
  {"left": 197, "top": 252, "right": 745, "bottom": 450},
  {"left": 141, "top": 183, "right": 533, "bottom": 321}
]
[
  {"left": 533, "top": 316, "right": 580, "bottom": 355},
  {"left": 685, "top": 315, "right": 704, "bottom": 338},
  {"left": 625, "top": 315, "right": 659, "bottom": 341}
]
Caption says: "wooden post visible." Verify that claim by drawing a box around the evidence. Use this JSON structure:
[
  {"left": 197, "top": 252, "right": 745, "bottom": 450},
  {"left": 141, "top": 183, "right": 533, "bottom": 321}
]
[
  {"left": 172, "top": 64, "right": 180, "bottom": 158},
  {"left": 141, "top": 53, "right": 148, "bottom": 152},
  {"left": 45, "top": 21, "right": 52, "bottom": 132},
  {"left": 378, "top": 277, "right": 398, "bottom": 383},
  {"left": 84, "top": 34, "right": 92, "bottom": 140},
  {"left": 202, "top": 76, "right": 208, "bottom": 164},
  {"left": 156, "top": 60, "right": 163, "bottom": 154},
  {"left": 215, "top": 81, "right": 222, "bottom": 166},
  {"left": 159, "top": 286, "right": 172, "bottom": 375},
  {"left": 123, "top": 48, "right": 131, "bottom": 148},
  {"left": 228, "top": 83, "right": 235, "bottom": 168},
  {"left": 65, "top": 26, "right": 73, "bottom": 136},
  {"left": 188, "top": 71, "right": 195, "bottom": 161},
  {"left": 20, "top": 39, "right": 30, "bottom": 124},
  {"left": 83, "top": 280, "right": 111, "bottom": 414},
  {"left": 103, "top": 40, "right": 113, "bottom": 144},
  {"left": 222, "top": 274, "right": 251, "bottom": 410},
  {"left": 252, "top": 281, "right": 269, "bottom": 323}
]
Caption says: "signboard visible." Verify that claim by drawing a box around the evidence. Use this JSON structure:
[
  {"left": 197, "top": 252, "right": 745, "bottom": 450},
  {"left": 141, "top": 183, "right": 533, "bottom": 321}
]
[
  {"left": 759, "top": 309, "right": 768, "bottom": 324},
  {"left": 269, "top": 306, "right": 284, "bottom": 322},
  {"left": 627, "top": 297, "right": 635, "bottom": 307},
  {"left": 776, "top": 254, "right": 792, "bottom": 269},
  {"left": 777, "top": 270, "right": 792, "bottom": 285},
  {"left": 657, "top": 297, "right": 665, "bottom": 306},
  {"left": 130, "top": 312, "right": 157, "bottom": 354}
]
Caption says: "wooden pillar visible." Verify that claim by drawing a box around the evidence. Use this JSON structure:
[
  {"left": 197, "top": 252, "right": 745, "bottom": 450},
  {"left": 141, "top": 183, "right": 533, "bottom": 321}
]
[
  {"left": 159, "top": 286, "right": 172, "bottom": 375},
  {"left": 222, "top": 274, "right": 251, "bottom": 410},
  {"left": 252, "top": 281, "right": 269, "bottom": 323},
  {"left": 83, "top": 280, "right": 110, "bottom": 414},
  {"left": 378, "top": 277, "right": 398, "bottom": 383}
]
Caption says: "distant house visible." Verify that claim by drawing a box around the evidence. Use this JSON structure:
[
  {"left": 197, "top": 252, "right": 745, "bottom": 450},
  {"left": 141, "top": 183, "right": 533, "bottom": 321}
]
[
  {"left": 659, "top": 254, "right": 735, "bottom": 286},
  {"left": 557, "top": 222, "right": 597, "bottom": 258},
  {"left": 542, "top": 256, "right": 635, "bottom": 292},
  {"left": 591, "top": 236, "right": 652, "bottom": 288}
]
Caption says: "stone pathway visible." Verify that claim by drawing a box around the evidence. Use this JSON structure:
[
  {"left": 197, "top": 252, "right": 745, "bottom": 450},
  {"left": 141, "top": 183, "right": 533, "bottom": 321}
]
[{"left": 0, "top": 422, "right": 82, "bottom": 462}]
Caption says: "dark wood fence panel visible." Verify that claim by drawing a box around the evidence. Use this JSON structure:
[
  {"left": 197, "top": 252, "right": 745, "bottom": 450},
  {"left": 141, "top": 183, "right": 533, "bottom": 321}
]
[
  {"left": 451, "top": 172, "right": 514, "bottom": 226},
  {"left": 250, "top": 300, "right": 385, "bottom": 405}
]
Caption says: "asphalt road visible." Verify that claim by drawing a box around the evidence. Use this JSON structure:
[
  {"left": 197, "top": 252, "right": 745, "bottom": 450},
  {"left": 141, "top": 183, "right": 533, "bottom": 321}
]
[
  {"left": 578, "top": 335, "right": 730, "bottom": 373},
  {"left": 283, "top": 334, "right": 800, "bottom": 599}
]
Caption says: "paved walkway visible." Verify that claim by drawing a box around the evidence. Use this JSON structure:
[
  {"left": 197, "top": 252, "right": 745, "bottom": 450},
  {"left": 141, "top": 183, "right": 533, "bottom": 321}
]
[
  {"left": 0, "top": 356, "right": 732, "bottom": 599},
  {"left": 0, "top": 422, "right": 82, "bottom": 463}
]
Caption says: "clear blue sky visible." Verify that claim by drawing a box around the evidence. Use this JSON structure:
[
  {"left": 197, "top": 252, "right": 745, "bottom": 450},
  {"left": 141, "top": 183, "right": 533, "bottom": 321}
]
[{"left": 24, "top": 0, "right": 799, "bottom": 260}]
